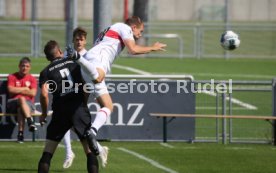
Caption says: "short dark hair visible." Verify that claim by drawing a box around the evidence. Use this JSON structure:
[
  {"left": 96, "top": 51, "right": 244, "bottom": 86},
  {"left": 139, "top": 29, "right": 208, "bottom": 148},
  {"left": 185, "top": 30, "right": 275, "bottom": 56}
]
[
  {"left": 44, "top": 40, "right": 60, "bottom": 61},
  {"left": 73, "top": 27, "right": 87, "bottom": 39},
  {"left": 125, "top": 16, "right": 143, "bottom": 27},
  {"left": 19, "top": 57, "right": 31, "bottom": 65}
]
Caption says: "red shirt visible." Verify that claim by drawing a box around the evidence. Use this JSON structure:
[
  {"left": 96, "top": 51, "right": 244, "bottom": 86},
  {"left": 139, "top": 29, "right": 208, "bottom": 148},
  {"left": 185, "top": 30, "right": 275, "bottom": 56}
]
[{"left": 7, "top": 72, "right": 37, "bottom": 103}]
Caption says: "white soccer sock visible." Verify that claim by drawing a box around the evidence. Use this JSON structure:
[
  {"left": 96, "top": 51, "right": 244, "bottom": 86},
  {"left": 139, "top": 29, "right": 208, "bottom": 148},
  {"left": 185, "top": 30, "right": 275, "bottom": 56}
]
[
  {"left": 77, "top": 56, "right": 99, "bottom": 80},
  {"left": 92, "top": 107, "right": 111, "bottom": 133},
  {"left": 64, "top": 130, "right": 73, "bottom": 156}
]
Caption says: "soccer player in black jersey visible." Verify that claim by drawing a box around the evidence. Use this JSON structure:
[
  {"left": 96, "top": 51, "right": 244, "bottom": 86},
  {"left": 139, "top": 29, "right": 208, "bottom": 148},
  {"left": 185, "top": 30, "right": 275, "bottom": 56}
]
[{"left": 38, "top": 40, "right": 99, "bottom": 173}]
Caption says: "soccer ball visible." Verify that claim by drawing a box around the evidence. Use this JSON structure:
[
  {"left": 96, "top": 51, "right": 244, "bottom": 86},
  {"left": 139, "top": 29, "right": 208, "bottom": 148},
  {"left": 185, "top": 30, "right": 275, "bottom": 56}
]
[{"left": 220, "top": 30, "right": 240, "bottom": 50}]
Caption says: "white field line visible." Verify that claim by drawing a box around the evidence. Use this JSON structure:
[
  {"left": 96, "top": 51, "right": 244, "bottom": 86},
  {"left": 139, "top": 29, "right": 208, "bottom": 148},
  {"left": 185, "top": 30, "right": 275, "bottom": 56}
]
[
  {"left": 118, "top": 147, "right": 178, "bottom": 173},
  {"left": 226, "top": 147, "right": 253, "bottom": 150},
  {"left": 160, "top": 142, "right": 174, "bottom": 148},
  {"left": 191, "top": 73, "right": 274, "bottom": 79},
  {"left": 181, "top": 147, "right": 198, "bottom": 150},
  {"left": 202, "top": 90, "right": 257, "bottom": 110},
  {"left": 113, "top": 64, "right": 274, "bottom": 79},
  {"left": 0, "top": 145, "right": 44, "bottom": 148},
  {"left": 0, "top": 144, "right": 67, "bottom": 149},
  {"left": 197, "top": 106, "right": 253, "bottom": 110},
  {"left": 113, "top": 64, "right": 151, "bottom": 75},
  {"left": 113, "top": 64, "right": 257, "bottom": 110}
]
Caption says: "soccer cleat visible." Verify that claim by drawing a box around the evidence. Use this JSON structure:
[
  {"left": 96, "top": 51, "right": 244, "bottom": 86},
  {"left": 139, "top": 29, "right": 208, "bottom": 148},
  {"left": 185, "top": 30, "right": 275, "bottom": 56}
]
[
  {"left": 99, "top": 146, "right": 109, "bottom": 168},
  {"left": 85, "top": 127, "right": 99, "bottom": 156},
  {"left": 28, "top": 123, "right": 37, "bottom": 132},
  {"left": 63, "top": 153, "right": 75, "bottom": 169},
  {"left": 17, "top": 134, "right": 24, "bottom": 143}
]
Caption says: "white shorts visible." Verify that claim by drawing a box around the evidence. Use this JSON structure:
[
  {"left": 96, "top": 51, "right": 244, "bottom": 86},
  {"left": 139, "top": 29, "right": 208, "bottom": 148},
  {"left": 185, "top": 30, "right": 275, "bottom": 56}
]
[
  {"left": 82, "top": 79, "right": 108, "bottom": 98},
  {"left": 82, "top": 49, "right": 112, "bottom": 97},
  {"left": 94, "top": 80, "right": 109, "bottom": 98},
  {"left": 80, "top": 62, "right": 109, "bottom": 98},
  {"left": 85, "top": 49, "right": 112, "bottom": 74}
]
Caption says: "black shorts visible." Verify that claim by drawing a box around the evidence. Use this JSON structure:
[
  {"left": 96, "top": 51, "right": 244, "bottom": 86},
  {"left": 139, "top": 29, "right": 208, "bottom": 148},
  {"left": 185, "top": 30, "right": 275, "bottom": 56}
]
[
  {"left": 6, "top": 98, "right": 35, "bottom": 114},
  {"left": 46, "top": 101, "right": 91, "bottom": 142}
]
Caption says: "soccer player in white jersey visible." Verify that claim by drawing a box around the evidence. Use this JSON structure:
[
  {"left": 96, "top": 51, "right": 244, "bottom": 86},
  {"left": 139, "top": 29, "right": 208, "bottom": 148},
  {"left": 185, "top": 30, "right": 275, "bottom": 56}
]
[
  {"left": 63, "top": 27, "right": 109, "bottom": 169},
  {"left": 67, "top": 16, "right": 166, "bottom": 155}
]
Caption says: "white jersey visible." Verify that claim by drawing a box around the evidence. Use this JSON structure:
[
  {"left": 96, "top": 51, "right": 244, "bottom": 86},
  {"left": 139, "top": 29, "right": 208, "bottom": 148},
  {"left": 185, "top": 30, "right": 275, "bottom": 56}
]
[
  {"left": 85, "top": 23, "right": 134, "bottom": 73},
  {"left": 78, "top": 48, "right": 87, "bottom": 56}
]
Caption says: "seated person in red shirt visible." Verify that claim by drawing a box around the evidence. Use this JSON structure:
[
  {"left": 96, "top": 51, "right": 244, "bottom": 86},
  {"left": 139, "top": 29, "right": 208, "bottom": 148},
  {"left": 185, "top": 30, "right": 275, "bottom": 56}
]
[{"left": 7, "top": 57, "right": 37, "bottom": 143}]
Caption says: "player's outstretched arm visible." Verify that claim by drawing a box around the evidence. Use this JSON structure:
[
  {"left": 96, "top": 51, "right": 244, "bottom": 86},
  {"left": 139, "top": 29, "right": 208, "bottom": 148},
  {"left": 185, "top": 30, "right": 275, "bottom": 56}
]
[
  {"left": 124, "top": 39, "right": 166, "bottom": 55},
  {"left": 152, "top": 42, "right": 167, "bottom": 51}
]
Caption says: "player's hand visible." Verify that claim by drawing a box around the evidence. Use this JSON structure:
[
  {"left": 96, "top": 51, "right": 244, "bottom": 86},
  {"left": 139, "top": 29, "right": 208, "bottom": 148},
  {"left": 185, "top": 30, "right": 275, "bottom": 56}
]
[
  {"left": 66, "top": 45, "right": 80, "bottom": 60},
  {"left": 153, "top": 42, "right": 167, "bottom": 51},
  {"left": 39, "top": 114, "right": 47, "bottom": 126}
]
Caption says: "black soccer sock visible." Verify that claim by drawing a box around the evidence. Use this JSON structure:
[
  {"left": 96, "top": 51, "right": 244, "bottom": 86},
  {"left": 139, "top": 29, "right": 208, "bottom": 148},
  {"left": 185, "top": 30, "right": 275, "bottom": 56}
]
[
  {"left": 26, "top": 117, "right": 34, "bottom": 126},
  {"left": 92, "top": 127, "right": 98, "bottom": 135},
  {"left": 87, "top": 152, "right": 99, "bottom": 173},
  {"left": 18, "top": 131, "right": 23, "bottom": 136},
  {"left": 38, "top": 152, "right": 53, "bottom": 173}
]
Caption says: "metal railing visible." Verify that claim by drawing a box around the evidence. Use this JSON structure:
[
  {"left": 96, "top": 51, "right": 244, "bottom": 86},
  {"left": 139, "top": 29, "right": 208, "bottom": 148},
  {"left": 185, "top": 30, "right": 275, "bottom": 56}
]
[
  {"left": 0, "top": 21, "right": 276, "bottom": 59},
  {"left": 194, "top": 80, "right": 274, "bottom": 144},
  {"left": 145, "top": 33, "right": 184, "bottom": 58}
]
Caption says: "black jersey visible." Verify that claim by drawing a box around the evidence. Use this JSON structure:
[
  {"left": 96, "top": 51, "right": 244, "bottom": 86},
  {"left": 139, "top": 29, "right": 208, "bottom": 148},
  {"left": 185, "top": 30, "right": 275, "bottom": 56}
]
[{"left": 39, "top": 58, "right": 85, "bottom": 108}]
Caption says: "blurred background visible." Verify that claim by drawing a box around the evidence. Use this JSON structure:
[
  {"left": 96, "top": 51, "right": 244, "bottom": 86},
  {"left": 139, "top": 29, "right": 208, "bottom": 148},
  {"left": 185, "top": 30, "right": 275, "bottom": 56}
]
[{"left": 0, "top": 0, "right": 275, "bottom": 59}]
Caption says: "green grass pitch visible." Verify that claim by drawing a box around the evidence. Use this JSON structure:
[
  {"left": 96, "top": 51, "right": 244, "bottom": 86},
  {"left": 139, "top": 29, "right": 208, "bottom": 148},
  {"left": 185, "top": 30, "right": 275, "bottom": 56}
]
[
  {"left": 0, "top": 141, "right": 275, "bottom": 173},
  {"left": 1, "top": 57, "right": 276, "bottom": 172}
]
